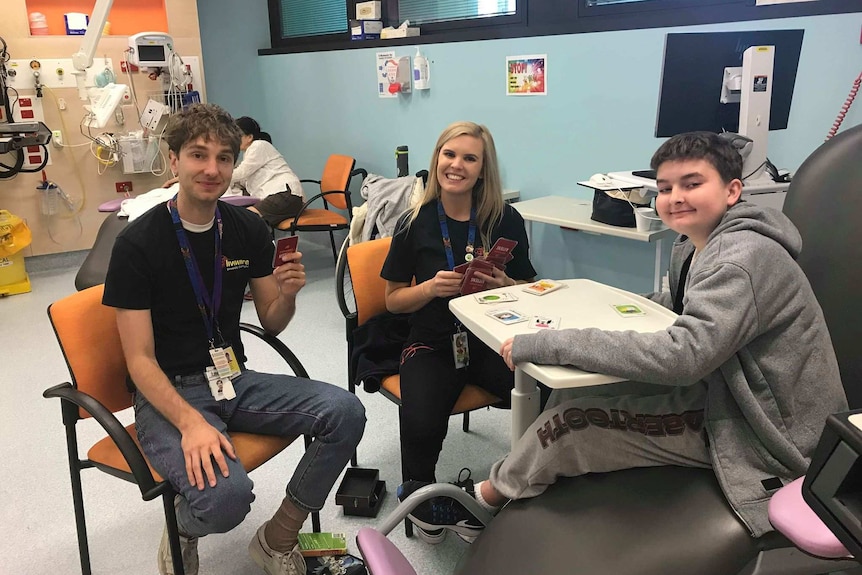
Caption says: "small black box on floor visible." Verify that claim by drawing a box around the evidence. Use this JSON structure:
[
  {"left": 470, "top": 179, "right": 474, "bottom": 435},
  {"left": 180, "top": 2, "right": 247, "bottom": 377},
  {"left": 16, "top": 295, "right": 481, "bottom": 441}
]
[{"left": 336, "top": 468, "right": 386, "bottom": 517}]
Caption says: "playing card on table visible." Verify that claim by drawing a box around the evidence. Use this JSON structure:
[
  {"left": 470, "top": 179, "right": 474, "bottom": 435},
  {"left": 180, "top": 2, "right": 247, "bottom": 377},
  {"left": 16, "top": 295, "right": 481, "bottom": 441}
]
[
  {"left": 522, "top": 279, "right": 565, "bottom": 296},
  {"left": 486, "top": 308, "right": 529, "bottom": 325},
  {"left": 529, "top": 315, "right": 561, "bottom": 330},
  {"left": 474, "top": 292, "right": 518, "bottom": 304},
  {"left": 611, "top": 304, "right": 646, "bottom": 317}
]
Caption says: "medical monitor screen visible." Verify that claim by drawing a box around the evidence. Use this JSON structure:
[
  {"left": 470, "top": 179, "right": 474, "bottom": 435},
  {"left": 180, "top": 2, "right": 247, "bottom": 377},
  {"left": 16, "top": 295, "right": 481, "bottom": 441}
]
[
  {"left": 655, "top": 30, "right": 804, "bottom": 138},
  {"left": 137, "top": 44, "right": 168, "bottom": 65}
]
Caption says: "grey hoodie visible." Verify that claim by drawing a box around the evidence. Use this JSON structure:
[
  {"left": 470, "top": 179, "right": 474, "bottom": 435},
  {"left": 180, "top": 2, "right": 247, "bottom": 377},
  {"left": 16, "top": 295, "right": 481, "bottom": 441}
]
[{"left": 512, "top": 202, "right": 847, "bottom": 536}]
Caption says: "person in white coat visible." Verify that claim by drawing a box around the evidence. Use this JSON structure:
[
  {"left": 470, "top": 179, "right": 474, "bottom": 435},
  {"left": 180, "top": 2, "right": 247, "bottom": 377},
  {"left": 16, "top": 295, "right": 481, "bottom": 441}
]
[{"left": 233, "top": 116, "right": 305, "bottom": 227}]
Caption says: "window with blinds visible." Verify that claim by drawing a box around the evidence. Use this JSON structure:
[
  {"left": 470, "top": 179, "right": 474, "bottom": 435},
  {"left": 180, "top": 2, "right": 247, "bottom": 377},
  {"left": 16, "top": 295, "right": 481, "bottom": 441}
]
[
  {"left": 280, "top": 0, "right": 347, "bottom": 38},
  {"left": 586, "top": 0, "right": 653, "bottom": 5},
  {"left": 399, "top": 0, "right": 517, "bottom": 25}
]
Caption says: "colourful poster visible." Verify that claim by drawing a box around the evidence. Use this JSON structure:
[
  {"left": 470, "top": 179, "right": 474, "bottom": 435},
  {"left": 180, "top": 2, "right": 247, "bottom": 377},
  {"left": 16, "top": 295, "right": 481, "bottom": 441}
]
[
  {"left": 376, "top": 51, "right": 398, "bottom": 98},
  {"left": 506, "top": 55, "right": 547, "bottom": 96}
]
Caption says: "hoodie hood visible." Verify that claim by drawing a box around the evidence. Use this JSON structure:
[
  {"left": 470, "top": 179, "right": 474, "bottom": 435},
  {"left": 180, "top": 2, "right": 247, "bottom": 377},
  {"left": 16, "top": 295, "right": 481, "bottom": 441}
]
[{"left": 708, "top": 201, "right": 802, "bottom": 260}]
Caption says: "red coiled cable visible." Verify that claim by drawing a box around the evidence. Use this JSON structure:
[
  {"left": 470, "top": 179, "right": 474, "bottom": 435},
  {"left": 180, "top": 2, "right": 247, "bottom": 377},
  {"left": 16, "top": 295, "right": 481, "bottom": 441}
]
[{"left": 826, "top": 70, "right": 861, "bottom": 141}]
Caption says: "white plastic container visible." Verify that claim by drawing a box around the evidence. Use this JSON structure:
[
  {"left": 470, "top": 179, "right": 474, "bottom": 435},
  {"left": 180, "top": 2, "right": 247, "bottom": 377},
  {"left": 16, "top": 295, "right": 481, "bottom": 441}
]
[
  {"left": 413, "top": 48, "right": 429, "bottom": 90},
  {"left": 634, "top": 207, "right": 662, "bottom": 232}
]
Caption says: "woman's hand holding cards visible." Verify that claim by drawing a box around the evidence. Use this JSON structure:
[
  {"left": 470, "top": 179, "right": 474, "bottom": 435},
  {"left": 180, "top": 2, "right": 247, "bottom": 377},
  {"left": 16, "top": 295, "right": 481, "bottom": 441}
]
[
  {"left": 474, "top": 266, "right": 514, "bottom": 289},
  {"left": 423, "top": 270, "right": 464, "bottom": 299}
]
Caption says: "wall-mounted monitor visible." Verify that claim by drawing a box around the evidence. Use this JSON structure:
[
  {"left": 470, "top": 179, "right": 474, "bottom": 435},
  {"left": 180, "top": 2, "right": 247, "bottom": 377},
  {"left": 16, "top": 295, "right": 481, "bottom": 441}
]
[{"left": 655, "top": 30, "right": 804, "bottom": 138}]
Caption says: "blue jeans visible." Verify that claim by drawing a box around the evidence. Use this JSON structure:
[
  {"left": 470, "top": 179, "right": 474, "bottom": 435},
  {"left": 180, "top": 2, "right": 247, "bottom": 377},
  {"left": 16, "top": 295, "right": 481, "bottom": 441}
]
[{"left": 134, "top": 370, "right": 366, "bottom": 538}]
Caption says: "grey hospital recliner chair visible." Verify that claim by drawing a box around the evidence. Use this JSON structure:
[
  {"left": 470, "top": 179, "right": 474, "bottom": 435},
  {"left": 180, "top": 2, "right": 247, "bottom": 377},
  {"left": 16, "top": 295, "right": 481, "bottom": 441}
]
[{"left": 454, "top": 123, "right": 862, "bottom": 575}]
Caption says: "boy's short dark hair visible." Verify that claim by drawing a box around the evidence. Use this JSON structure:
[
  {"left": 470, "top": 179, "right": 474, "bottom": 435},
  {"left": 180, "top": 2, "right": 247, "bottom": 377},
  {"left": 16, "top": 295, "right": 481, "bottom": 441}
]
[
  {"left": 650, "top": 131, "right": 743, "bottom": 183},
  {"left": 164, "top": 103, "right": 241, "bottom": 159}
]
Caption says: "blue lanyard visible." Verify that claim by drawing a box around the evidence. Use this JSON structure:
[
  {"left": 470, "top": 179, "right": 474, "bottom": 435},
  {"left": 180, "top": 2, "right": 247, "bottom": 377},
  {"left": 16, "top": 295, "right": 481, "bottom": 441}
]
[
  {"left": 437, "top": 200, "right": 476, "bottom": 271},
  {"left": 169, "top": 195, "right": 224, "bottom": 346}
]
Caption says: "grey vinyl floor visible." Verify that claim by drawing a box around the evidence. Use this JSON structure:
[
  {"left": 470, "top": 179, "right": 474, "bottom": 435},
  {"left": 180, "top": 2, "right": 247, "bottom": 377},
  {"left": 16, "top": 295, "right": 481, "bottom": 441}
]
[{"left": 1, "top": 236, "right": 512, "bottom": 575}]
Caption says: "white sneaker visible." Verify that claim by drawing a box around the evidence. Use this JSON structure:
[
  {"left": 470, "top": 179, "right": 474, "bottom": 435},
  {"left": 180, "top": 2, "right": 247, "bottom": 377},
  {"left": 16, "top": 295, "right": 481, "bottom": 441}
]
[
  {"left": 411, "top": 521, "right": 448, "bottom": 545},
  {"left": 249, "top": 522, "right": 307, "bottom": 575},
  {"left": 157, "top": 524, "right": 199, "bottom": 575}
]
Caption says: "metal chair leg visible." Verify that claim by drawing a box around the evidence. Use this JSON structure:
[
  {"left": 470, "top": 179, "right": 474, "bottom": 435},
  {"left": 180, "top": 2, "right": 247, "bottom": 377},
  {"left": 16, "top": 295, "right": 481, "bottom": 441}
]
[
  {"left": 463, "top": 411, "right": 470, "bottom": 432},
  {"left": 328, "top": 230, "right": 338, "bottom": 263},
  {"left": 404, "top": 517, "right": 414, "bottom": 538},
  {"left": 163, "top": 491, "right": 186, "bottom": 575},
  {"left": 65, "top": 423, "right": 92, "bottom": 575}
]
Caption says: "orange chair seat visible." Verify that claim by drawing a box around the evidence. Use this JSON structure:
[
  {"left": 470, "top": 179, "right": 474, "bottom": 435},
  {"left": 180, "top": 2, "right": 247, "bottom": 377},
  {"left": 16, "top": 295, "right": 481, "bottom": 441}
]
[
  {"left": 379, "top": 374, "right": 501, "bottom": 415},
  {"left": 88, "top": 424, "right": 297, "bottom": 482},
  {"left": 276, "top": 209, "right": 348, "bottom": 230}
]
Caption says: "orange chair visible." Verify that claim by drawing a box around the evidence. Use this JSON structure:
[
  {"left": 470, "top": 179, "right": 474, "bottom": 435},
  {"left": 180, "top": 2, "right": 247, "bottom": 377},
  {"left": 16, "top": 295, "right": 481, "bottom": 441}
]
[
  {"left": 44, "top": 285, "right": 318, "bottom": 575},
  {"left": 273, "top": 154, "right": 366, "bottom": 262},
  {"left": 335, "top": 237, "right": 501, "bottom": 457}
]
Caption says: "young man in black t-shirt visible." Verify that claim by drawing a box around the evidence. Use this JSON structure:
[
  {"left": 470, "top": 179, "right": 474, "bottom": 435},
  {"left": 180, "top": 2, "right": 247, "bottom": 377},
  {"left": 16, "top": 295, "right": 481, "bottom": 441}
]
[{"left": 103, "top": 104, "right": 365, "bottom": 575}]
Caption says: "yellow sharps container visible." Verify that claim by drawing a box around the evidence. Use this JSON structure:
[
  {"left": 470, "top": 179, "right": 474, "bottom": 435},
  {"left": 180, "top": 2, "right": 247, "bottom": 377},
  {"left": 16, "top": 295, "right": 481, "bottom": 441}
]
[{"left": 0, "top": 210, "right": 32, "bottom": 296}]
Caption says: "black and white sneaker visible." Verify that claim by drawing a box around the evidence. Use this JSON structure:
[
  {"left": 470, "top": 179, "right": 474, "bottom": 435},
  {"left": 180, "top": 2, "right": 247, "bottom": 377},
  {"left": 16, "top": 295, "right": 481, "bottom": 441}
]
[
  {"left": 397, "top": 469, "right": 485, "bottom": 539},
  {"left": 412, "top": 524, "right": 447, "bottom": 545}
]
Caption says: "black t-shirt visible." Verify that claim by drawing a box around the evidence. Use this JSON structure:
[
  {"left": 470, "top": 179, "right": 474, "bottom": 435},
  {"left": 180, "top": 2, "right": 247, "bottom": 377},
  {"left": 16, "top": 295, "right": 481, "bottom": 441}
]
[
  {"left": 103, "top": 201, "right": 274, "bottom": 377},
  {"left": 381, "top": 200, "right": 536, "bottom": 342}
]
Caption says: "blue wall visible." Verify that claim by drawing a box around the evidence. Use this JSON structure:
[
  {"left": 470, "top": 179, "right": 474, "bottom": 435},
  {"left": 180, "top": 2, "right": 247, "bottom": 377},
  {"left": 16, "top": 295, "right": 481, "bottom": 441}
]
[{"left": 198, "top": 4, "right": 862, "bottom": 292}]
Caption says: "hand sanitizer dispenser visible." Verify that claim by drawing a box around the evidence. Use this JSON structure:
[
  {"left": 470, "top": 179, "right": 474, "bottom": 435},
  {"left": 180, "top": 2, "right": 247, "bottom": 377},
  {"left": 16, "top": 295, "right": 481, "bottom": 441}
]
[{"left": 413, "top": 48, "right": 429, "bottom": 90}]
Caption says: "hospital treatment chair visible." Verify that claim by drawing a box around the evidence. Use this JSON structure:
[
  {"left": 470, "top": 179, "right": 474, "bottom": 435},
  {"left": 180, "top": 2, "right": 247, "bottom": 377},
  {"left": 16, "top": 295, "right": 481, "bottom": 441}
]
[
  {"left": 454, "top": 124, "right": 862, "bottom": 575},
  {"left": 43, "top": 284, "right": 320, "bottom": 575}
]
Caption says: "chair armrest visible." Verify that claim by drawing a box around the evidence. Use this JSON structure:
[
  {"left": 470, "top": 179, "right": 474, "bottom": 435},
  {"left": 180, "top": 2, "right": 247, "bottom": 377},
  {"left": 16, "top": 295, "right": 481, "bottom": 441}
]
[
  {"left": 239, "top": 323, "right": 310, "bottom": 379},
  {"left": 351, "top": 167, "right": 368, "bottom": 181},
  {"left": 287, "top": 190, "right": 350, "bottom": 228},
  {"left": 376, "top": 484, "right": 494, "bottom": 536},
  {"left": 335, "top": 237, "right": 354, "bottom": 320},
  {"left": 299, "top": 178, "right": 322, "bottom": 186},
  {"left": 43, "top": 382, "right": 162, "bottom": 497}
]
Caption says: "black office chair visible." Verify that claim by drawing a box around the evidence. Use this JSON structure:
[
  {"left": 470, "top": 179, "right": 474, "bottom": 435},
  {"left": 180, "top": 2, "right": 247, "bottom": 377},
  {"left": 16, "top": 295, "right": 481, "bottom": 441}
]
[{"left": 455, "top": 124, "right": 862, "bottom": 575}]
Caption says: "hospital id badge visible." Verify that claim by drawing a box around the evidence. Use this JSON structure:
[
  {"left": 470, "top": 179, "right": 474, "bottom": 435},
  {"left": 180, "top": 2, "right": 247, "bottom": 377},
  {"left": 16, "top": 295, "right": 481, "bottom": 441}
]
[
  {"left": 205, "top": 366, "right": 236, "bottom": 401},
  {"left": 452, "top": 330, "right": 469, "bottom": 369},
  {"left": 222, "top": 345, "right": 242, "bottom": 379},
  {"left": 209, "top": 346, "right": 236, "bottom": 380}
]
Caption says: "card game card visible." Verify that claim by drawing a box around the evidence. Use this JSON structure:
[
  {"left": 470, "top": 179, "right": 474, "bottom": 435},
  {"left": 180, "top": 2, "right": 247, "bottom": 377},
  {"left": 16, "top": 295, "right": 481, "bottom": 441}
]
[
  {"left": 522, "top": 279, "right": 565, "bottom": 296},
  {"left": 486, "top": 308, "right": 529, "bottom": 325},
  {"left": 460, "top": 268, "right": 488, "bottom": 295},
  {"left": 486, "top": 238, "right": 517, "bottom": 264},
  {"left": 529, "top": 315, "right": 561, "bottom": 330},
  {"left": 611, "top": 304, "right": 646, "bottom": 317},
  {"left": 273, "top": 236, "right": 298, "bottom": 267},
  {"left": 474, "top": 292, "right": 518, "bottom": 304}
]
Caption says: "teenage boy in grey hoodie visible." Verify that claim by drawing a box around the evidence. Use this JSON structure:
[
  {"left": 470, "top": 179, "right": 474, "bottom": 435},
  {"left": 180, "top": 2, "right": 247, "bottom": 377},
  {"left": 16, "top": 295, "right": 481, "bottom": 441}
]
[{"left": 400, "top": 131, "right": 847, "bottom": 539}]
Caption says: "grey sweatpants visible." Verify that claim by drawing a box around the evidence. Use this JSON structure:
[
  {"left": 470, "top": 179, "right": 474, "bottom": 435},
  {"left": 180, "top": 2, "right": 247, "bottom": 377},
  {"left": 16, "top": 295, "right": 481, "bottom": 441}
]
[{"left": 489, "top": 382, "right": 712, "bottom": 501}]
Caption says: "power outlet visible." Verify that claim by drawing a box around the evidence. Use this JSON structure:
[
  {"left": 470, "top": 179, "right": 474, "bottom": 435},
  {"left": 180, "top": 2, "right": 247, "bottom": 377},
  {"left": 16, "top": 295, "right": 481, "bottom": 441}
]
[{"left": 115, "top": 181, "right": 133, "bottom": 194}]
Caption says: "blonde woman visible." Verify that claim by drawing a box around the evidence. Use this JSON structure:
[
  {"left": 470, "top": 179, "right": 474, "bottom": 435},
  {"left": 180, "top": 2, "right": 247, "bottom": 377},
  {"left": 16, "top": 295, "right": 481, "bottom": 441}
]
[{"left": 381, "top": 121, "right": 539, "bottom": 543}]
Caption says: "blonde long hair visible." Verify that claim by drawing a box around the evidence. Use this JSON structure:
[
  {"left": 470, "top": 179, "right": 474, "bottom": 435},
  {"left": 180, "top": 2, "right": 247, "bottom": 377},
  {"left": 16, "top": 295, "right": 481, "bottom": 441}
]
[{"left": 409, "top": 121, "right": 505, "bottom": 251}]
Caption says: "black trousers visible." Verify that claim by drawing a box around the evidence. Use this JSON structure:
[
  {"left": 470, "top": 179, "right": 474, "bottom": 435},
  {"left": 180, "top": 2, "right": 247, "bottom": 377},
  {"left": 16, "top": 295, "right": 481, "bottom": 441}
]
[
  {"left": 398, "top": 331, "right": 527, "bottom": 483},
  {"left": 255, "top": 191, "right": 303, "bottom": 228}
]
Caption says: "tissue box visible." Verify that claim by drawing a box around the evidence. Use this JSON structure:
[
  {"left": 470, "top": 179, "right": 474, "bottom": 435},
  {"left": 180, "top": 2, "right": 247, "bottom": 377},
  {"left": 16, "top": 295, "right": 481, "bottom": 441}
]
[
  {"left": 350, "top": 19, "right": 382, "bottom": 40},
  {"left": 356, "top": 1, "right": 382, "bottom": 20},
  {"left": 380, "top": 26, "right": 420, "bottom": 39}
]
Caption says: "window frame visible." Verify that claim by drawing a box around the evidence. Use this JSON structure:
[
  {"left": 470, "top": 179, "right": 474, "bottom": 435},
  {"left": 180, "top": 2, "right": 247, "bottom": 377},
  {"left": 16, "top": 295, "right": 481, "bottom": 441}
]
[{"left": 261, "top": 0, "right": 861, "bottom": 56}]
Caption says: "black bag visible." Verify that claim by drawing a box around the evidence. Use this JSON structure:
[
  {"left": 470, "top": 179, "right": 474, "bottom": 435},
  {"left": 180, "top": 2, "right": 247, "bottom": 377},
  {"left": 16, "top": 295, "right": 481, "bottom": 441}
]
[{"left": 590, "top": 190, "right": 637, "bottom": 227}]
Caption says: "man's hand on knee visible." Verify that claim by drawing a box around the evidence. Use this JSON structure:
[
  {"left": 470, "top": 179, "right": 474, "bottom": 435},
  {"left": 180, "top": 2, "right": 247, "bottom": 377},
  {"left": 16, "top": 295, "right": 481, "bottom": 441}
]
[{"left": 181, "top": 420, "right": 237, "bottom": 490}]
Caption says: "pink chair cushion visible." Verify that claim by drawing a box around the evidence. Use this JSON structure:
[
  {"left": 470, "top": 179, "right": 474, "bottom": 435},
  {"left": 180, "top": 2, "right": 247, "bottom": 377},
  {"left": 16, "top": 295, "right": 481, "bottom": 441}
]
[
  {"left": 768, "top": 477, "right": 851, "bottom": 559},
  {"left": 356, "top": 527, "right": 417, "bottom": 575},
  {"left": 98, "top": 198, "right": 125, "bottom": 212},
  {"left": 221, "top": 195, "right": 258, "bottom": 207}
]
